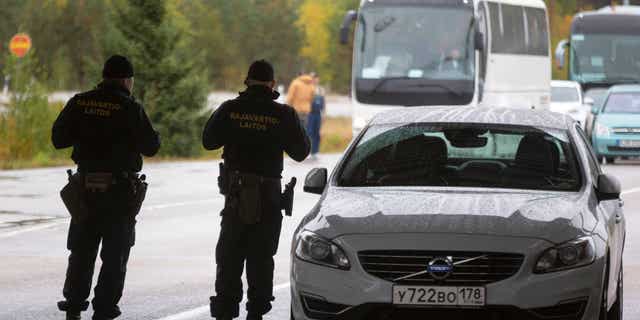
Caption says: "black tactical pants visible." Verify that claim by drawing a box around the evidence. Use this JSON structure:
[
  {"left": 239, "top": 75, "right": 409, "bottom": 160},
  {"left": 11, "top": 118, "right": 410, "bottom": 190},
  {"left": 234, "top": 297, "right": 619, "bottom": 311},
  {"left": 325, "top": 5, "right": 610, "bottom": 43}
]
[
  {"left": 211, "top": 184, "right": 283, "bottom": 318},
  {"left": 60, "top": 185, "right": 135, "bottom": 319}
]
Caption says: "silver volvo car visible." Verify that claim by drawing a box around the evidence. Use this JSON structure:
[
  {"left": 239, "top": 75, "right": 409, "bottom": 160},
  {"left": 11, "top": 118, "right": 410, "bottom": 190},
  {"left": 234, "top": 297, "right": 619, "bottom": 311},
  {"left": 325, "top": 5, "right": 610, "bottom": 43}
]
[{"left": 291, "top": 107, "right": 625, "bottom": 320}]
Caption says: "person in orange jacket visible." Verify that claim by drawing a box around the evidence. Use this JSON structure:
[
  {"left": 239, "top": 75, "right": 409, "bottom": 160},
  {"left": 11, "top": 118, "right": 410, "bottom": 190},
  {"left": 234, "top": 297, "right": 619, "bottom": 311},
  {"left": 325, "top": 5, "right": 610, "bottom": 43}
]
[{"left": 286, "top": 73, "right": 316, "bottom": 127}]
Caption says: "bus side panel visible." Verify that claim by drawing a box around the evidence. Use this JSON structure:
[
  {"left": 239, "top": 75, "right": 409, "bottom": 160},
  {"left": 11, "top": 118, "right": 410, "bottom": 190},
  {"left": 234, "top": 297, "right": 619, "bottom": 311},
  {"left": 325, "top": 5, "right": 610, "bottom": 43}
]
[{"left": 484, "top": 54, "right": 551, "bottom": 109}]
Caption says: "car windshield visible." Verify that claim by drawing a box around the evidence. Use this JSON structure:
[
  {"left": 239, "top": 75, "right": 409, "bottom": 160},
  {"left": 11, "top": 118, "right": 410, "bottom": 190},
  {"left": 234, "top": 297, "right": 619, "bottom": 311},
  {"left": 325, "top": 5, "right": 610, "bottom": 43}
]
[
  {"left": 338, "top": 123, "right": 582, "bottom": 191},
  {"left": 551, "top": 86, "right": 580, "bottom": 103},
  {"left": 604, "top": 92, "right": 640, "bottom": 114},
  {"left": 353, "top": 4, "right": 475, "bottom": 106},
  {"left": 571, "top": 33, "right": 640, "bottom": 83}
]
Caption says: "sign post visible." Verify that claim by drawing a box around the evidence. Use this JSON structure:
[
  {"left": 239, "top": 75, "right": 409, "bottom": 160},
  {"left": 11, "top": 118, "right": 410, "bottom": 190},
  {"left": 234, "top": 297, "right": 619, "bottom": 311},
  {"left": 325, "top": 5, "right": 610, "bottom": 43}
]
[{"left": 9, "top": 33, "right": 32, "bottom": 58}]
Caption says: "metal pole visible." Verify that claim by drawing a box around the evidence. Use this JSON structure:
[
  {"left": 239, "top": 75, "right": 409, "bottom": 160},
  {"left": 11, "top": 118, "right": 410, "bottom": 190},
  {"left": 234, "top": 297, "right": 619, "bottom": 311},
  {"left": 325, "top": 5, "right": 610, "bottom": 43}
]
[{"left": 2, "top": 76, "right": 8, "bottom": 96}]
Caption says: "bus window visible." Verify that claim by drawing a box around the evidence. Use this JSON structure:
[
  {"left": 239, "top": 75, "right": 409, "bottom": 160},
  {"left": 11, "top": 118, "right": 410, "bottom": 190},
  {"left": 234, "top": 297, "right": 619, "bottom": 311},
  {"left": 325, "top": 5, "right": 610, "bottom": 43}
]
[
  {"left": 489, "top": 3, "right": 547, "bottom": 56},
  {"left": 501, "top": 4, "right": 526, "bottom": 54},
  {"left": 477, "top": 1, "right": 489, "bottom": 102},
  {"left": 525, "top": 7, "right": 549, "bottom": 56},
  {"left": 489, "top": 3, "right": 502, "bottom": 53}
]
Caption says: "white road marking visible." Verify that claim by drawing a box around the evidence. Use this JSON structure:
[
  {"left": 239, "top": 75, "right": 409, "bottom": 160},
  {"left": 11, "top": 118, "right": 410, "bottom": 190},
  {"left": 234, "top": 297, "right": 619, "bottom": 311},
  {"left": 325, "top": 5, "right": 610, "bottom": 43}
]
[
  {"left": 622, "top": 187, "right": 640, "bottom": 196},
  {"left": 0, "top": 220, "right": 67, "bottom": 239},
  {"left": 0, "top": 199, "right": 220, "bottom": 238},
  {"left": 143, "top": 199, "right": 219, "bottom": 211},
  {"left": 155, "top": 283, "right": 291, "bottom": 320}
]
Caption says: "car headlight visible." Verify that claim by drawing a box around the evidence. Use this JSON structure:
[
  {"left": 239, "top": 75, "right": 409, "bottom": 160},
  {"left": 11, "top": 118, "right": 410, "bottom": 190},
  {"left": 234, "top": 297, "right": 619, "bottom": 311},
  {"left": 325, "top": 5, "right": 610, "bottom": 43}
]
[
  {"left": 595, "top": 123, "right": 611, "bottom": 137},
  {"left": 534, "top": 236, "right": 596, "bottom": 273},
  {"left": 295, "top": 230, "right": 351, "bottom": 270}
]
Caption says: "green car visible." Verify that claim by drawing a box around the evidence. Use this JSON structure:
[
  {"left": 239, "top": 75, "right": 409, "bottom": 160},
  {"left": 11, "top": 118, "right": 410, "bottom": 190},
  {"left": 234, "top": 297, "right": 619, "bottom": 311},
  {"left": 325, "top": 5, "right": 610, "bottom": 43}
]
[{"left": 591, "top": 84, "right": 640, "bottom": 164}]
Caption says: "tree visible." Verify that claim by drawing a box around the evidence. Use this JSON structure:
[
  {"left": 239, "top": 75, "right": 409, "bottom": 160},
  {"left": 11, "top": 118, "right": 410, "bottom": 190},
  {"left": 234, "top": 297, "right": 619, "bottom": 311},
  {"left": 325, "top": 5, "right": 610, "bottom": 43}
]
[
  {"left": 209, "top": 0, "right": 303, "bottom": 90},
  {"left": 105, "top": 0, "right": 207, "bottom": 157},
  {"left": 297, "top": 0, "right": 359, "bottom": 93},
  {"left": 297, "top": 1, "right": 338, "bottom": 83}
]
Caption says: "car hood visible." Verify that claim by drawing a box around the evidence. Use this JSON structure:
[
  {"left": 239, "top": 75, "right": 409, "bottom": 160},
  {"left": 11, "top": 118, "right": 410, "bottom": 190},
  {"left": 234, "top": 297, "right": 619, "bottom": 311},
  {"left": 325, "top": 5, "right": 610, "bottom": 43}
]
[
  {"left": 596, "top": 113, "right": 640, "bottom": 127},
  {"left": 550, "top": 102, "right": 583, "bottom": 113},
  {"left": 301, "top": 188, "right": 596, "bottom": 244}
]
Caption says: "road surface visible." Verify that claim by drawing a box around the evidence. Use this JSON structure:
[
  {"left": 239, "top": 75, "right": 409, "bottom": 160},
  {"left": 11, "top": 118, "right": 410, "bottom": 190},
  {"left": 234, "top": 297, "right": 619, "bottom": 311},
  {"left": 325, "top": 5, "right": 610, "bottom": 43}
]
[{"left": 1, "top": 156, "right": 639, "bottom": 319}]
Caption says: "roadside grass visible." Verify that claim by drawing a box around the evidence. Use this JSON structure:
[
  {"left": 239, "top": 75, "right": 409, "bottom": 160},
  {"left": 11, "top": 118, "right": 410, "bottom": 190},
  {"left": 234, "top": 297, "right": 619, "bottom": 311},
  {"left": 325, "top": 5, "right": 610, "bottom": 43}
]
[
  {"left": 0, "top": 117, "right": 353, "bottom": 170},
  {"left": 319, "top": 117, "right": 352, "bottom": 154}
]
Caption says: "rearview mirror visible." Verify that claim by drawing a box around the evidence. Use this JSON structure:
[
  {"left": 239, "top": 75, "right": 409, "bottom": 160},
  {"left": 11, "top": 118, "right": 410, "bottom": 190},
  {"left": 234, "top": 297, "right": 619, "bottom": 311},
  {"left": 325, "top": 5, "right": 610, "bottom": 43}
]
[
  {"left": 555, "top": 39, "right": 569, "bottom": 69},
  {"left": 304, "top": 168, "right": 328, "bottom": 194},
  {"left": 474, "top": 30, "right": 485, "bottom": 51},
  {"left": 584, "top": 97, "right": 597, "bottom": 114},
  {"left": 340, "top": 10, "right": 358, "bottom": 45},
  {"left": 597, "top": 173, "right": 621, "bottom": 201},
  {"left": 584, "top": 96, "right": 595, "bottom": 106}
]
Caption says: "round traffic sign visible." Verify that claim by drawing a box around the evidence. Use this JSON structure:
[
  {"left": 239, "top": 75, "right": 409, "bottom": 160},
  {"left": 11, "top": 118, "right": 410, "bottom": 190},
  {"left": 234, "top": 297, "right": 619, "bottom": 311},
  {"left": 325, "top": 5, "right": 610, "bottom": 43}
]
[{"left": 9, "top": 33, "right": 32, "bottom": 58}]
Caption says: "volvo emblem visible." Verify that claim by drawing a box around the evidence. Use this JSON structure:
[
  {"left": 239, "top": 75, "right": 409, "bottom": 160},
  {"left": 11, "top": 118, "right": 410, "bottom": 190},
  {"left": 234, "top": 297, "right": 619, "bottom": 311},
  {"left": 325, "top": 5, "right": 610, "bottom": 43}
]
[{"left": 428, "top": 257, "right": 453, "bottom": 280}]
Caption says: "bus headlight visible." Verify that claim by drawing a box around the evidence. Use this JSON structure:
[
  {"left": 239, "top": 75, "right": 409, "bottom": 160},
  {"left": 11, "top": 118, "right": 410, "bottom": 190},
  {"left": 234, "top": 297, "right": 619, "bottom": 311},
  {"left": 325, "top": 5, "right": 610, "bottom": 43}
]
[{"left": 295, "top": 231, "right": 351, "bottom": 270}]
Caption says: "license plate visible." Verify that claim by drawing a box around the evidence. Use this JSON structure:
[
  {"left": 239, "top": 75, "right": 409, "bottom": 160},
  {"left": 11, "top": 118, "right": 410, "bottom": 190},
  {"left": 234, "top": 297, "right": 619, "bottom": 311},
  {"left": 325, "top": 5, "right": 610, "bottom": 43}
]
[
  {"left": 619, "top": 140, "right": 640, "bottom": 148},
  {"left": 393, "top": 285, "right": 485, "bottom": 306}
]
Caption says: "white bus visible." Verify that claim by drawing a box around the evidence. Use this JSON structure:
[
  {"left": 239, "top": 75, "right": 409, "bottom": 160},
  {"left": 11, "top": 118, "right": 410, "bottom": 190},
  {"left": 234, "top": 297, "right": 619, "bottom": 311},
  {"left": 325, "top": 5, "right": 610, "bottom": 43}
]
[{"left": 340, "top": 0, "right": 551, "bottom": 133}]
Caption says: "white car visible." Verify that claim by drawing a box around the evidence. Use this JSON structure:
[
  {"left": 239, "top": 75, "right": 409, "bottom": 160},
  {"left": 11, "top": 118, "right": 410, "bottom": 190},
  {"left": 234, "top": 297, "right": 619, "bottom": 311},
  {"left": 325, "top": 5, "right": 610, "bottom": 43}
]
[
  {"left": 550, "top": 80, "right": 590, "bottom": 127},
  {"left": 292, "top": 107, "right": 625, "bottom": 320}
]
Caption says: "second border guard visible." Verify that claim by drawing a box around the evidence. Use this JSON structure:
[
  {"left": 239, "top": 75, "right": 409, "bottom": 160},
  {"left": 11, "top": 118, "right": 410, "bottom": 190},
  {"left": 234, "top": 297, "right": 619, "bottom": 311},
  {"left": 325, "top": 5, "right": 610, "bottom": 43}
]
[{"left": 203, "top": 60, "right": 310, "bottom": 320}]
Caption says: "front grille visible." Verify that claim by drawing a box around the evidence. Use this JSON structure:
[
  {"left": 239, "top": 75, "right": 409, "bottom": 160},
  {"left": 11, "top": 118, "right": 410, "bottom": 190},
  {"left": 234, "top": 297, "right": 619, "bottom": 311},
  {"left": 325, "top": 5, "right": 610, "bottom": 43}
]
[
  {"left": 608, "top": 146, "right": 640, "bottom": 152},
  {"left": 303, "top": 302, "right": 588, "bottom": 320},
  {"left": 301, "top": 295, "right": 351, "bottom": 319},
  {"left": 359, "top": 250, "right": 524, "bottom": 285},
  {"left": 612, "top": 127, "right": 640, "bottom": 135}
]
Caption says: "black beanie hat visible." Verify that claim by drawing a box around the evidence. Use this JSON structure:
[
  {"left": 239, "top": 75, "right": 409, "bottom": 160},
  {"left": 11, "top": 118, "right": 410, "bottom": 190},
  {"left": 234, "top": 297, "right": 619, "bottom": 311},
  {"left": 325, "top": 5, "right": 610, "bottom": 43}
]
[
  {"left": 102, "top": 55, "right": 134, "bottom": 79},
  {"left": 247, "top": 60, "right": 274, "bottom": 82}
]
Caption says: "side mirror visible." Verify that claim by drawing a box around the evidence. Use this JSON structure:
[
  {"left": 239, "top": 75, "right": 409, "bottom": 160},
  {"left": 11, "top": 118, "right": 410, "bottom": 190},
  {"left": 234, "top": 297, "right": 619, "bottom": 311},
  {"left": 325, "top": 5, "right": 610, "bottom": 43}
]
[
  {"left": 304, "top": 168, "right": 328, "bottom": 194},
  {"left": 340, "top": 10, "right": 358, "bottom": 45},
  {"left": 597, "top": 173, "right": 621, "bottom": 201},
  {"left": 555, "top": 39, "right": 569, "bottom": 69},
  {"left": 474, "top": 30, "right": 485, "bottom": 51},
  {"left": 584, "top": 97, "right": 597, "bottom": 113}
]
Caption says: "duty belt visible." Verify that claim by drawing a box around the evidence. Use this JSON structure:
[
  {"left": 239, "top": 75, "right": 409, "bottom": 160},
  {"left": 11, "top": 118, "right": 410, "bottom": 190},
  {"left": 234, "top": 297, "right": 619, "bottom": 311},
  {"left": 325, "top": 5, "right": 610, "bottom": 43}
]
[{"left": 82, "top": 171, "right": 139, "bottom": 193}]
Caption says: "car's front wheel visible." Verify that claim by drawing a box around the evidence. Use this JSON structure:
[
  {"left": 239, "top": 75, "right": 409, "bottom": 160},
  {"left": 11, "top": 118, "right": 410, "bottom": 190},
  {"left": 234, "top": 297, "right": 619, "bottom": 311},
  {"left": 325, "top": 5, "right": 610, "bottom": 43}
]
[
  {"left": 608, "top": 263, "right": 623, "bottom": 320},
  {"left": 599, "top": 156, "right": 616, "bottom": 165}
]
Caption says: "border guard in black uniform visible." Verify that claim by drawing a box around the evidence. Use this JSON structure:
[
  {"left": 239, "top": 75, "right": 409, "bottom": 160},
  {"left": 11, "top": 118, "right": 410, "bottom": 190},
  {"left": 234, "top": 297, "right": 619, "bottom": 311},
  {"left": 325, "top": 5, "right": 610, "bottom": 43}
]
[
  {"left": 203, "top": 60, "right": 310, "bottom": 320},
  {"left": 53, "top": 55, "right": 160, "bottom": 320}
]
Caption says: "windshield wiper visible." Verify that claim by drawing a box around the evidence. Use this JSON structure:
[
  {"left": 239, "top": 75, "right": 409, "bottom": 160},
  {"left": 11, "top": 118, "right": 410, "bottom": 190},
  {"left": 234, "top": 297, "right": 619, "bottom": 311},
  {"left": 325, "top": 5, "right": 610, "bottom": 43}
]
[
  {"left": 374, "top": 16, "right": 396, "bottom": 33},
  {"left": 602, "top": 76, "right": 640, "bottom": 83},
  {"left": 370, "top": 77, "right": 463, "bottom": 98},
  {"left": 584, "top": 77, "right": 640, "bottom": 86},
  {"left": 407, "top": 83, "right": 463, "bottom": 97}
]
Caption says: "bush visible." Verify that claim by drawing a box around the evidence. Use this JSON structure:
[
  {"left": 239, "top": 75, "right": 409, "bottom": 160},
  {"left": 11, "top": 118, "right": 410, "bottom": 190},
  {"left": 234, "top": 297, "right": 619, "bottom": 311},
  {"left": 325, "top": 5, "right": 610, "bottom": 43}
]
[{"left": 0, "top": 53, "right": 69, "bottom": 169}]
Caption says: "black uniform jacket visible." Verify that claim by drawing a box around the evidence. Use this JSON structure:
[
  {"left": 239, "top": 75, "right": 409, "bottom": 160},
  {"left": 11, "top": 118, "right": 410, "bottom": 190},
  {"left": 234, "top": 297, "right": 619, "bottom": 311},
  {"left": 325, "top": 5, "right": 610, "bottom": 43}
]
[
  {"left": 202, "top": 85, "right": 310, "bottom": 178},
  {"left": 52, "top": 82, "right": 160, "bottom": 173}
]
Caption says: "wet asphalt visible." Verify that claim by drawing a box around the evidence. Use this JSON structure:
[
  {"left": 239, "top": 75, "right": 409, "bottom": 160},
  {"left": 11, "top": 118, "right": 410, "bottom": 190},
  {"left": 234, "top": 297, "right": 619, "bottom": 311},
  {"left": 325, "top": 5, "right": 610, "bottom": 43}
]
[{"left": 1, "top": 156, "right": 640, "bottom": 320}]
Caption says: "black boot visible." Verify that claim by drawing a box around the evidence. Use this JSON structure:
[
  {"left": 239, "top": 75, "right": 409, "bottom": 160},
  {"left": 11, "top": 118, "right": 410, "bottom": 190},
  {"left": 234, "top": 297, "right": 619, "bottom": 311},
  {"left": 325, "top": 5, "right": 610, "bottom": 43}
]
[
  {"left": 66, "top": 312, "right": 81, "bottom": 320},
  {"left": 246, "top": 314, "right": 262, "bottom": 320},
  {"left": 92, "top": 314, "right": 113, "bottom": 320}
]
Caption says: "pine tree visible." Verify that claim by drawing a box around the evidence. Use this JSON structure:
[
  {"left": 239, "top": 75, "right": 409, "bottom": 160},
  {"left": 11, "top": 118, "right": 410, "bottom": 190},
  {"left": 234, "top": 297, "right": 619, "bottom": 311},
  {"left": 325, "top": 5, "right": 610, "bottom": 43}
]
[{"left": 105, "top": 0, "right": 207, "bottom": 157}]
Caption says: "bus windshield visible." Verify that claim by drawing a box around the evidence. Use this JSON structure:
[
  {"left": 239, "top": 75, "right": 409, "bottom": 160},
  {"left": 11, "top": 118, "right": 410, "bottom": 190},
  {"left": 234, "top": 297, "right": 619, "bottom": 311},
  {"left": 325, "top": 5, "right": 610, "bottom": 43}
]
[
  {"left": 570, "top": 33, "right": 640, "bottom": 84},
  {"left": 354, "top": 4, "right": 475, "bottom": 106}
]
